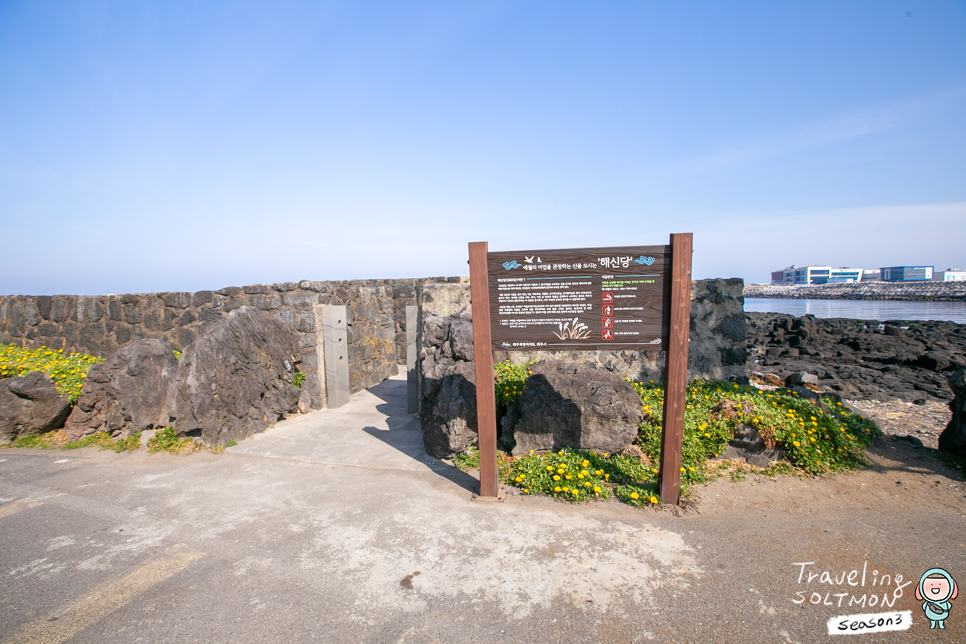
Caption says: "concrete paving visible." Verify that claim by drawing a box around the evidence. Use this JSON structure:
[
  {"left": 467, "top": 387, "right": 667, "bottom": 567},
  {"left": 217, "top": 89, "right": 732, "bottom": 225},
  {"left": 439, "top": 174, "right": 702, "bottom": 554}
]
[{"left": 226, "top": 372, "right": 432, "bottom": 473}]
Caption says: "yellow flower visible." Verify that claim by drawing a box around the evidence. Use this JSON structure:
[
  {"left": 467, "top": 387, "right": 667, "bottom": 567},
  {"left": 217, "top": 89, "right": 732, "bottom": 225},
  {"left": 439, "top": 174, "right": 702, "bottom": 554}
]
[
  {"left": 793, "top": 441, "right": 800, "bottom": 447},
  {"left": 604, "top": 474, "right": 609, "bottom": 479},
  {"left": 577, "top": 472, "right": 585, "bottom": 478},
  {"left": 565, "top": 474, "right": 571, "bottom": 480},
  {"left": 572, "top": 489, "right": 579, "bottom": 496},
  {"left": 562, "top": 486, "right": 569, "bottom": 492},
  {"left": 558, "top": 450, "right": 564, "bottom": 455},
  {"left": 557, "top": 469, "right": 564, "bottom": 475},
  {"left": 648, "top": 496, "right": 658, "bottom": 504},
  {"left": 553, "top": 475, "right": 560, "bottom": 481},
  {"left": 810, "top": 437, "right": 816, "bottom": 442},
  {"left": 704, "top": 433, "right": 711, "bottom": 438},
  {"left": 602, "top": 452, "right": 608, "bottom": 457},
  {"left": 630, "top": 492, "right": 639, "bottom": 499},
  {"left": 594, "top": 486, "right": 601, "bottom": 493},
  {"left": 581, "top": 460, "right": 589, "bottom": 467},
  {"left": 554, "top": 486, "right": 561, "bottom": 492}
]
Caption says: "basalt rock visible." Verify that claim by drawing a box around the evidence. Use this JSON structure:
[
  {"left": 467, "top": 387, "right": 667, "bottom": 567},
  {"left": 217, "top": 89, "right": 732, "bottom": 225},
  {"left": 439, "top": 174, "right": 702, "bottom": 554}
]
[
  {"left": 747, "top": 313, "right": 966, "bottom": 401},
  {"left": 0, "top": 372, "right": 72, "bottom": 442},
  {"left": 511, "top": 359, "right": 642, "bottom": 456},
  {"left": 172, "top": 306, "right": 301, "bottom": 447},
  {"left": 419, "top": 313, "right": 478, "bottom": 459},
  {"left": 939, "top": 367, "right": 966, "bottom": 455},
  {"left": 716, "top": 424, "right": 785, "bottom": 468},
  {"left": 64, "top": 339, "right": 178, "bottom": 440}
]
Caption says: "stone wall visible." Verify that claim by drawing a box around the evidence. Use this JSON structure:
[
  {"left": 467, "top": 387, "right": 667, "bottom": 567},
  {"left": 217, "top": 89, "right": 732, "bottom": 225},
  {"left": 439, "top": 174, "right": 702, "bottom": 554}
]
[
  {"left": 418, "top": 278, "right": 747, "bottom": 383},
  {"left": 0, "top": 277, "right": 465, "bottom": 408}
]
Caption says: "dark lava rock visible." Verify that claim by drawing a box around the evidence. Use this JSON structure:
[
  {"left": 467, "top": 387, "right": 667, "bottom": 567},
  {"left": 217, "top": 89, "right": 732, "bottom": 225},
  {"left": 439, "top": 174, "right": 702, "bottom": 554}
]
[
  {"left": 511, "top": 359, "right": 642, "bottom": 456},
  {"left": 173, "top": 307, "right": 301, "bottom": 447},
  {"left": 939, "top": 367, "right": 966, "bottom": 455},
  {"left": 716, "top": 424, "right": 785, "bottom": 468},
  {"left": 747, "top": 313, "right": 966, "bottom": 401},
  {"left": 0, "top": 372, "right": 72, "bottom": 442},
  {"left": 419, "top": 313, "right": 478, "bottom": 459},
  {"left": 65, "top": 339, "right": 178, "bottom": 440}
]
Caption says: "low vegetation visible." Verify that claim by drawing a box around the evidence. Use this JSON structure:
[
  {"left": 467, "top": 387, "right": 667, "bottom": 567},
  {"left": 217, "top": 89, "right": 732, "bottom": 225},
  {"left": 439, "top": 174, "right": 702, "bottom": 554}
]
[
  {"left": 0, "top": 343, "right": 102, "bottom": 403},
  {"left": 2, "top": 427, "right": 222, "bottom": 455},
  {"left": 455, "top": 366, "right": 881, "bottom": 506}
]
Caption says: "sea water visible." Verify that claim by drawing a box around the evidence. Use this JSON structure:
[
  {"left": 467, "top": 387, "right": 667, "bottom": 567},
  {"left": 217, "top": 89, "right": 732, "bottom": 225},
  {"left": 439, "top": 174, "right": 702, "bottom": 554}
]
[{"left": 744, "top": 298, "right": 966, "bottom": 324}]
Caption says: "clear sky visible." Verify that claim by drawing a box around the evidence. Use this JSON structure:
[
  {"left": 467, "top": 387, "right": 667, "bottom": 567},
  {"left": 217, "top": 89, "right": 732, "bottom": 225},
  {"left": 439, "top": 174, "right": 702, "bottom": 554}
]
[{"left": 2, "top": 1, "right": 964, "bottom": 295}]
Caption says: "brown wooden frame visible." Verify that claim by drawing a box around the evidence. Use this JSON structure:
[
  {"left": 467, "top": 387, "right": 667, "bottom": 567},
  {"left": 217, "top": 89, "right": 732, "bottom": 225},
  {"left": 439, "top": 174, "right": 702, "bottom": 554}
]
[{"left": 468, "top": 234, "right": 692, "bottom": 503}]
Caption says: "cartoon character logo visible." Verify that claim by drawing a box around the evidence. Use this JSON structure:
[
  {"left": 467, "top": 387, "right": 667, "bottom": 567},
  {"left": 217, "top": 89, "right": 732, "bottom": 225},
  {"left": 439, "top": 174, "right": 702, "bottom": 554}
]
[{"left": 916, "top": 568, "right": 958, "bottom": 629}]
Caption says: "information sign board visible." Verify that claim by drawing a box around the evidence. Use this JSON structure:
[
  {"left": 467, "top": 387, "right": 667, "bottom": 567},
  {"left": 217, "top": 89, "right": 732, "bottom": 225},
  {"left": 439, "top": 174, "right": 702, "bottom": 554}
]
[{"left": 486, "top": 245, "right": 670, "bottom": 351}]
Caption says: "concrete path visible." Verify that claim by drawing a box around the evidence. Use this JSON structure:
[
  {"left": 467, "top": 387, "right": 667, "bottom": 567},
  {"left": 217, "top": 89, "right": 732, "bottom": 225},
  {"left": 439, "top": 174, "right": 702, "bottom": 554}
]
[{"left": 226, "top": 372, "right": 433, "bottom": 472}]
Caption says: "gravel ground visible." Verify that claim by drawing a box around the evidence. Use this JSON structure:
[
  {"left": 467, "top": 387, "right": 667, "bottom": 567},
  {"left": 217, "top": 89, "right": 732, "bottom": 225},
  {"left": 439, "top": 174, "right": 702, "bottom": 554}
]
[{"left": 845, "top": 399, "right": 951, "bottom": 450}]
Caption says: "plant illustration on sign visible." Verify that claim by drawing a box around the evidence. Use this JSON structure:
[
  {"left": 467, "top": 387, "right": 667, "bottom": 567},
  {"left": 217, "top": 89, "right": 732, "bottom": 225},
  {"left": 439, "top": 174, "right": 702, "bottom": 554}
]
[{"left": 552, "top": 317, "right": 592, "bottom": 340}]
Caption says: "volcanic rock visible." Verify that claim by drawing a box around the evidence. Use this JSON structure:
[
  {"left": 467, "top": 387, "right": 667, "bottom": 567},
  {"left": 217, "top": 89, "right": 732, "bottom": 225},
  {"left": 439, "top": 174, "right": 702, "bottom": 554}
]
[
  {"left": 0, "top": 372, "right": 72, "bottom": 442},
  {"left": 511, "top": 359, "right": 642, "bottom": 456},
  {"left": 64, "top": 339, "right": 178, "bottom": 440}
]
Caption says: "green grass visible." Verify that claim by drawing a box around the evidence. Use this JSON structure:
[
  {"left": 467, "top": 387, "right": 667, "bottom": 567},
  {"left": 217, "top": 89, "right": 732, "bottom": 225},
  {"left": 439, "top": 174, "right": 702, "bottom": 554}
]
[
  {"left": 0, "top": 343, "right": 102, "bottom": 403},
  {"left": 3, "top": 430, "right": 140, "bottom": 453},
  {"left": 146, "top": 427, "right": 208, "bottom": 454}
]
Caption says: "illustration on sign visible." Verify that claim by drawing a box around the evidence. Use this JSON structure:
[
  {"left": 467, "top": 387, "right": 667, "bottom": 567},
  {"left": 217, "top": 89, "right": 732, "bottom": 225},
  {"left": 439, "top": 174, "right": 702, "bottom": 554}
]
[{"left": 486, "top": 245, "right": 670, "bottom": 351}]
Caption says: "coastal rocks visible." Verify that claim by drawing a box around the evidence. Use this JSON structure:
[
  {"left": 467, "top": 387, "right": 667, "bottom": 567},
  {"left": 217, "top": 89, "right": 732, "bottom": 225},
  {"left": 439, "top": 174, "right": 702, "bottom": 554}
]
[
  {"left": 419, "top": 314, "right": 478, "bottom": 459},
  {"left": 64, "top": 339, "right": 178, "bottom": 440},
  {"left": 716, "top": 424, "right": 785, "bottom": 468},
  {"left": 747, "top": 313, "right": 966, "bottom": 401},
  {"left": 0, "top": 372, "right": 72, "bottom": 442},
  {"left": 510, "top": 359, "right": 642, "bottom": 456},
  {"left": 939, "top": 367, "right": 966, "bottom": 455},
  {"left": 172, "top": 307, "right": 302, "bottom": 446}
]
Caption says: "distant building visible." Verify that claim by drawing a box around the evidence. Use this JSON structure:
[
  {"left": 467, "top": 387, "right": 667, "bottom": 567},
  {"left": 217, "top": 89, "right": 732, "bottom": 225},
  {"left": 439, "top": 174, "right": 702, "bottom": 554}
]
[
  {"left": 880, "top": 266, "right": 934, "bottom": 282},
  {"left": 770, "top": 266, "right": 864, "bottom": 285},
  {"left": 862, "top": 269, "right": 881, "bottom": 281},
  {"left": 941, "top": 268, "right": 966, "bottom": 282}
]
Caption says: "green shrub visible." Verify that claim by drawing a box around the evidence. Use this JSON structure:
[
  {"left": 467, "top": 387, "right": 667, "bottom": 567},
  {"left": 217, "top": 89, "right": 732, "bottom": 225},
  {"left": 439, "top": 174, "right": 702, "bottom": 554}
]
[
  {"left": 146, "top": 426, "right": 204, "bottom": 454},
  {"left": 293, "top": 372, "right": 306, "bottom": 388},
  {"left": 632, "top": 380, "right": 879, "bottom": 477},
  {"left": 0, "top": 343, "right": 102, "bottom": 403},
  {"left": 494, "top": 360, "right": 535, "bottom": 406}
]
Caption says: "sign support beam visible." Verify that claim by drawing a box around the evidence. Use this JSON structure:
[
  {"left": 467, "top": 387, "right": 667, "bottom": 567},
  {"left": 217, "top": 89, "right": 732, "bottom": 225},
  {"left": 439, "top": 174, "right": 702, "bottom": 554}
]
[
  {"left": 469, "top": 241, "right": 499, "bottom": 498},
  {"left": 659, "top": 232, "right": 693, "bottom": 505}
]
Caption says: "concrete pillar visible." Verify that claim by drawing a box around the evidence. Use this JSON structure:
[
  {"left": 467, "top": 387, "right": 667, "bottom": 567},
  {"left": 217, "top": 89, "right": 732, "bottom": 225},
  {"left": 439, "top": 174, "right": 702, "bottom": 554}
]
[
  {"left": 406, "top": 305, "right": 421, "bottom": 414},
  {"left": 320, "top": 305, "right": 350, "bottom": 409}
]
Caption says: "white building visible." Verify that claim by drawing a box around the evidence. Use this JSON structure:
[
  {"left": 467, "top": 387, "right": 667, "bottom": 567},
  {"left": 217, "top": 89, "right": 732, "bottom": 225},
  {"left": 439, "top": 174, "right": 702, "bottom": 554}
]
[
  {"left": 941, "top": 268, "right": 966, "bottom": 282},
  {"left": 770, "top": 266, "right": 864, "bottom": 285}
]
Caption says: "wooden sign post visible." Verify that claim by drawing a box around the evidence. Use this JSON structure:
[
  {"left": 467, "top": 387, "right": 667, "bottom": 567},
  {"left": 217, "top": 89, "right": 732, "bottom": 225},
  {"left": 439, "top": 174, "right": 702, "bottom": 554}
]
[
  {"left": 658, "top": 233, "right": 692, "bottom": 505},
  {"left": 468, "top": 242, "right": 499, "bottom": 498},
  {"left": 468, "top": 234, "right": 692, "bottom": 503}
]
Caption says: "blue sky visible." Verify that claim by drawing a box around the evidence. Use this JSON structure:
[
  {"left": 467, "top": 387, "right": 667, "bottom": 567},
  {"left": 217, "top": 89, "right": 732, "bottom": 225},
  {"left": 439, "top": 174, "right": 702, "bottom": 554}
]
[{"left": 1, "top": 1, "right": 964, "bottom": 295}]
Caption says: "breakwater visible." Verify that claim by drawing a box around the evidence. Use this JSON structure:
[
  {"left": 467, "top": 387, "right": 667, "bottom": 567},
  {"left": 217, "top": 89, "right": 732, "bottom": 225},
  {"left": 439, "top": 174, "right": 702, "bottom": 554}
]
[{"left": 746, "top": 282, "right": 966, "bottom": 301}]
